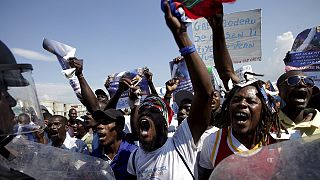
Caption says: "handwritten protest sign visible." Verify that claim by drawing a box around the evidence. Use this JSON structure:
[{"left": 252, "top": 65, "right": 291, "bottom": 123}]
[
  {"left": 106, "top": 68, "right": 150, "bottom": 109},
  {"left": 192, "top": 9, "right": 261, "bottom": 66}
]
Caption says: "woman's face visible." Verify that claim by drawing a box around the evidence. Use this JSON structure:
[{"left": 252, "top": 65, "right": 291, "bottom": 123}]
[{"left": 229, "top": 86, "right": 262, "bottom": 135}]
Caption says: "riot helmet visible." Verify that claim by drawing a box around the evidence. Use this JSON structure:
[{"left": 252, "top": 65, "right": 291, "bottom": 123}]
[{"left": 0, "top": 40, "right": 43, "bottom": 145}]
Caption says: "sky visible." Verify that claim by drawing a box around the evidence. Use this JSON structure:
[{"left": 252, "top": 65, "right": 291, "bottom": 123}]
[{"left": 1, "top": 0, "right": 319, "bottom": 104}]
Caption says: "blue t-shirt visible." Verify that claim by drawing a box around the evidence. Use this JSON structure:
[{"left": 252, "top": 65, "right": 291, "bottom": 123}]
[
  {"left": 110, "top": 140, "right": 137, "bottom": 180},
  {"left": 91, "top": 131, "right": 137, "bottom": 179}
]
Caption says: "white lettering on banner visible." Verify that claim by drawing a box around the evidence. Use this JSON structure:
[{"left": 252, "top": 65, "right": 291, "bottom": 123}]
[{"left": 192, "top": 9, "right": 262, "bottom": 66}]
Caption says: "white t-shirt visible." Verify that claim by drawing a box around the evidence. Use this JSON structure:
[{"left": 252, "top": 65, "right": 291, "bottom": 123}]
[
  {"left": 168, "top": 117, "right": 179, "bottom": 137},
  {"left": 199, "top": 128, "right": 260, "bottom": 170},
  {"left": 127, "top": 120, "right": 199, "bottom": 180}
]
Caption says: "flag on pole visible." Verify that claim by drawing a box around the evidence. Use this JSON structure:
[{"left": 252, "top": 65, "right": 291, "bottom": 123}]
[{"left": 173, "top": 0, "right": 236, "bottom": 19}]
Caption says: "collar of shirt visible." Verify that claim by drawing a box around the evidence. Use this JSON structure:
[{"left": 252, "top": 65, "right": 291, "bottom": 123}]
[{"left": 279, "top": 110, "right": 320, "bottom": 128}]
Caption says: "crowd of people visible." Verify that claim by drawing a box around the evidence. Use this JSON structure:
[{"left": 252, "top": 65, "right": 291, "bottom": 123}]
[{"left": 1, "top": 1, "right": 320, "bottom": 180}]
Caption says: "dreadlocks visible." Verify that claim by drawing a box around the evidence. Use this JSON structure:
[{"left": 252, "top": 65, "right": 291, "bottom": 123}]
[{"left": 213, "top": 81, "right": 283, "bottom": 146}]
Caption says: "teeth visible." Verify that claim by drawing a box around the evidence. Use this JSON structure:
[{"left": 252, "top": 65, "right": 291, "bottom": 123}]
[
  {"left": 141, "top": 131, "right": 148, "bottom": 136},
  {"left": 235, "top": 112, "right": 248, "bottom": 117}
]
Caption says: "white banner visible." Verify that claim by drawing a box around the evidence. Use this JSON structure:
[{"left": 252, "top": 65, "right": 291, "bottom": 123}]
[{"left": 192, "top": 9, "right": 262, "bottom": 66}]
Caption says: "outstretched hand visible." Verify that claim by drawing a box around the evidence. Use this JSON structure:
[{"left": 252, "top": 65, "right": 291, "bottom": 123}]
[
  {"left": 143, "top": 68, "right": 153, "bottom": 82},
  {"left": 165, "top": 78, "right": 180, "bottom": 93},
  {"left": 129, "top": 86, "right": 142, "bottom": 101},
  {"left": 173, "top": 56, "right": 183, "bottom": 64},
  {"left": 118, "top": 77, "right": 132, "bottom": 92},
  {"left": 163, "top": 0, "right": 186, "bottom": 36},
  {"left": 69, "top": 57, "right": 83, "bottom": 77},
  {"left": 104, "top": 76, "right": 111, "bottom": 89}
]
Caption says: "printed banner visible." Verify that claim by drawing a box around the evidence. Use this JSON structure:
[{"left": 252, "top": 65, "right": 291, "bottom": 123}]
[
  {"left": 286, "top": 51, "right": 320, "bottom": 67},
  {"left": 169, "top": 59, "right": 193, "bottom": 93},
  {"left": 169, "top": 58, "right": 223, "bottom": 94},
  {"left": 106, "top": 68, "right": 150, "bottom": 109},
  {"left": 285, "top": 26, "right": 320, "bottom": 87},
  {"left": 192, "top": 9, "right": 262, "bottom": 66}
]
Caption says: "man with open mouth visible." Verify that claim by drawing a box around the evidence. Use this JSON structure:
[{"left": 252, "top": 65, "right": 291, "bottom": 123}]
[
  {"left": 47, "top": 115, "right": 89, "bottom": 155},
  {"left": 276, "top": 70, "right": 320, "bottom": 139},
  {"left": 93, "top": 108, "right": 137, "bottom": 180}
]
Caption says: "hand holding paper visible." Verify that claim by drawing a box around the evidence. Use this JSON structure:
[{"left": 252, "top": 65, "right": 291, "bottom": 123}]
[{"left": 42, "top": 38, "right": 82, "bottom": 101}]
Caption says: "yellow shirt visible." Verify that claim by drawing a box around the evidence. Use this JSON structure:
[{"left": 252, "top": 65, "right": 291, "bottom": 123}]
[{"left": 278, "top": 109, "right": 320, "bottom": 139}]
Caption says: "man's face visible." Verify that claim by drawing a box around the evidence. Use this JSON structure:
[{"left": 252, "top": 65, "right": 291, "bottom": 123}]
[
  {"left": 229, "top": 86, "right": 262, "bottom": 135},
  {"left": 84, "top": 112, "right": 98, "bottom": 128},
  {"left": 177, "top": 100, "right": 192, "bottom": 125},
  {"left": 68, "top": 109, "right": 77, "bottom": 121},
  {"left": 97, "top": 94, "right": 108, "bottom": 104},
  {"left": 138, "top": 114, "right": 157, "bottom": 152},
  {"left": 96, "top": 122, "right": 117, "bottom": 146},
  {"left": 138, "top": 109, "right": 167, "bottom": 152},
  {"left": 278, "top": 72, "right": 313, "bottom": 111},
  {"left": 211, "top": 91, "right": 221, "bottom": 112},
  {"left": 0, "top": 90, "right": 17, "bottom": 136},
  {"left": 47, "top": 117, "right": 67, "bottom": 142},
  {"left": 72, "top": 121, "right": 86, "bottom": 139}
]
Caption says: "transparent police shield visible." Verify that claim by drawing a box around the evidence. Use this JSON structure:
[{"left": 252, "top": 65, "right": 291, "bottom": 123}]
[
  {"left": 0, "top": 137, "right": 115, "bottom": 179},
  {"left": 210, "top": 134, "right": 320, "bottom": 180},
  {"left": 0, "top": 64, "right": 44, "bottom": 137}
]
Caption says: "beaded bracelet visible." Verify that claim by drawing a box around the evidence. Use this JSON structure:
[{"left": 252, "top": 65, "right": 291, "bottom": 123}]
[{"left": 179, "top": 44, "right": 196, "bottom": 56}]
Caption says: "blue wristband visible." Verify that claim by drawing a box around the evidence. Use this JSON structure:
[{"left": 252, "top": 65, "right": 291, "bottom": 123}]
[{"left": 179, "top": 44, "right": 196, "bottom": 56}]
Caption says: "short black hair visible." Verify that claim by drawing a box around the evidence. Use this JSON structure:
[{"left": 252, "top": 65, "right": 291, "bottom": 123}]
[{"left": 50, "top": 115, "right": 68, "bottom": 126}]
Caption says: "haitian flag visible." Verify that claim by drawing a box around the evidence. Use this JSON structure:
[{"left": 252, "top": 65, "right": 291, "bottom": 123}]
[{"left": 173, "top": 0, "right": 236, "bottom": 19}]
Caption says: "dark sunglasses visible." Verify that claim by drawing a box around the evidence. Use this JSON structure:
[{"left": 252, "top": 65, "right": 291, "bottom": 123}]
[{"left": 280, "top": 75, "right": 314, "bottom": 87}]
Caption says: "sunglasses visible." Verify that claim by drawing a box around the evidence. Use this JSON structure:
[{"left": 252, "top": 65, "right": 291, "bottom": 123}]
[{"left": 280, "top": 75, "right": 314, "bottom": 87}]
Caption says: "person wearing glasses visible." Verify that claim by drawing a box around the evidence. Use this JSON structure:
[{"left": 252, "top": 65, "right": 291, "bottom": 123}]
[{"left": 276, "top": 70, "right": 320, "bottom": 139}]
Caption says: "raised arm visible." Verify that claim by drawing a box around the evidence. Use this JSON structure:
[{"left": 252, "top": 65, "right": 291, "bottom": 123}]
[
  {"left": 207, "top": 5, "right": 239, "bottom": 90},
  {"left": 143, "top": 68, "right": 158, "bottom": 96},
  {"left": 163, "top": 78, "right": 179, "bottom": 104},
  {"left": 105, "top": 77, "right": 132, "bottom": 109},
  {"left": 128, "top": 86, "right": 142, "bottom": 141},
  {"left": 163, "top": 1, "right": 214, "bottom": 144},
  {"left": 69, "top": 57, "right": 99, "bottom": 113}
]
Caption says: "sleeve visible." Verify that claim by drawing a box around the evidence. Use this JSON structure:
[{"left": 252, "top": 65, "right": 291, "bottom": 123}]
[
  {"left": 127, "top": 149, "right": 137, "bottom": 176},
  {"left": 199, "top": 134, "right": 215, "bottom": 170}
]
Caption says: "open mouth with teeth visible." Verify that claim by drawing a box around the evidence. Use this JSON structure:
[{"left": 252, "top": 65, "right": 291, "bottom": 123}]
[
  {"left": 234, "top": 112, "right": 249, "bottom": 125},
  {"left": 97, "top": 132, "right": 106, "bottom": 141},
  {"left": 140, "top": 119, "right": 150, "bottom": 136},
  {"left": 291, "top": 90, "right": 308, "bottom": 104}
]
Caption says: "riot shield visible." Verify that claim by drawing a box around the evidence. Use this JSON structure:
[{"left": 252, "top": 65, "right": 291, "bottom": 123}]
[
  {"left": 210, "top": 134, "right": 320, "bottom": 180},
  {"left": 0, "top": 137, "right": 115, "bottom": 180}
]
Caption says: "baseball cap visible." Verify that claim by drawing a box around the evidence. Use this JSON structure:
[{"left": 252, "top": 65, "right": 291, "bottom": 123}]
[
  {"left": 92, "top": 108, "right": 125, "bottom": 125},
  {"left": 174, "top": 90, "right": 194, "bottom": 107},
  {"left": 95, "top": 89, "right": 107, "bottom": 97}
]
